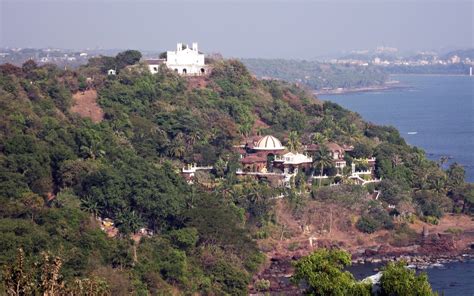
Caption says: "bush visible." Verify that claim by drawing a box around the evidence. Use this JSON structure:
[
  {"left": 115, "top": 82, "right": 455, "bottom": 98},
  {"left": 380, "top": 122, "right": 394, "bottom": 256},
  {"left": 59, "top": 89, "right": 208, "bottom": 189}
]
[
  {"left": 169, "top": 227, "right": 199, "bottom": 250},
  {"left": 254, "top": 279, "right": 270, "bottom": 291},
  {"left": 391, "top": 224, "right": 418, "bottom": 247},
  {"left": 422, "top": 216, "right": 439, "bottom": 225},
  {"left": 356, "top": 215, "right": 379, "bottom": 233},
  {"left": 356, "top": 205, "right": 394, "bottom": 233}
]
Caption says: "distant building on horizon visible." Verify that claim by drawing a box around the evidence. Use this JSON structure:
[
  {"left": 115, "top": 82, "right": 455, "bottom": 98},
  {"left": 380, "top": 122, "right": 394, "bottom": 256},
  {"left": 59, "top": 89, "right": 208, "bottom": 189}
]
[{"left": 146, "top": 42, "right": 208, "bottom": 76}]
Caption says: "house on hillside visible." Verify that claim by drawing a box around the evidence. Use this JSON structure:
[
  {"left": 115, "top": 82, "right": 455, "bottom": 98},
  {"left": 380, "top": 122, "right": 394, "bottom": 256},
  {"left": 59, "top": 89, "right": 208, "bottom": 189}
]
[
  {"left": 146, "top": 42, "right": 209, "bottom": 76},
  {"left": 305, "top": 142, "right": 347, "bottom": 173},
  {"left": 239, "top": 135, "right": 286, "bottom": 173}
]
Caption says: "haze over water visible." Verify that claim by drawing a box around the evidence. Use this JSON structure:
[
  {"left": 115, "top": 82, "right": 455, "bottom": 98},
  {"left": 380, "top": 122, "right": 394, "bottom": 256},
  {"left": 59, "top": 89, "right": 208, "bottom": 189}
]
[{"left": 323, "top": 75, "right": 474, "bottom": 182}]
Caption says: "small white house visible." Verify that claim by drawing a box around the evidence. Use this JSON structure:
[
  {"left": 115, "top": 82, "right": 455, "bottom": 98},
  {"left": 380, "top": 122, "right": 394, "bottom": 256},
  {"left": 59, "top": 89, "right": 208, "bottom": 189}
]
[
  {"left": 107, "top": 69, "right": 116, "bottom": 76},
  {"left": 146, "top": 59, "right": 166, "bottom": 74}
]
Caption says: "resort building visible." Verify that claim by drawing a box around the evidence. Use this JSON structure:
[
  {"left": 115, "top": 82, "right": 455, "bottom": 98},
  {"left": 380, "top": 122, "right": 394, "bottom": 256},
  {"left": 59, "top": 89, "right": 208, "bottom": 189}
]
[
  {"left": 274, "top": 152, "right": 313, "bottom": 175},
  {"left": 239, "top": 135, "right": 286, "bottom": 173},
  {"left": 235, "top": 135, "right": 315, "bottom": 187}
]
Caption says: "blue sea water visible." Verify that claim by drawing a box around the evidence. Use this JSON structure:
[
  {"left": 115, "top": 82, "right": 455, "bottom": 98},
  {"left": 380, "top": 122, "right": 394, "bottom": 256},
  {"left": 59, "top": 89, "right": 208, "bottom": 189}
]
[
  {"left": 322, "top": 75, "right": 474, "bottom": 182},
  {"left": 348, "top": 260, "right": 474, "bottom": 296}
]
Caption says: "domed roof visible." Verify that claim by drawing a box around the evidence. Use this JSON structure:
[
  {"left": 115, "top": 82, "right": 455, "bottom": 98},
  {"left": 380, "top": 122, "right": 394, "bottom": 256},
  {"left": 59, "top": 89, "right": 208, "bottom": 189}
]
[{"left": 254, "top": 135, "right": 285, "bottom": 151}]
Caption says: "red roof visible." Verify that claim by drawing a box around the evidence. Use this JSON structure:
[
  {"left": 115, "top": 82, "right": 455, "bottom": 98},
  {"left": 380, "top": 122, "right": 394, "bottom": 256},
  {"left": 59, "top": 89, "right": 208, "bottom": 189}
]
[{"left": 326, "top": 142, "right": 344, "bottom": 152}]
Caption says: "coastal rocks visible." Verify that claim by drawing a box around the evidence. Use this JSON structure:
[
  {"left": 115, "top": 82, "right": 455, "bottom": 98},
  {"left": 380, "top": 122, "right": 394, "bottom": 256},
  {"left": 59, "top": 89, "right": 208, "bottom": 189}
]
[
  {"left": 250, "top": 257, "right": 302, "bottom": 295},
  {"left": 420, "top": 233, "right": 456, "bottom": 254}
]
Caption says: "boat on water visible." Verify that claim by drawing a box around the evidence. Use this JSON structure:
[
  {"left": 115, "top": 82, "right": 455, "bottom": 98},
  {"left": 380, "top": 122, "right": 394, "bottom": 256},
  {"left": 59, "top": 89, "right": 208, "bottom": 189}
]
[{"left": 407, "top": 132, "right": 418, "bottom": 135}]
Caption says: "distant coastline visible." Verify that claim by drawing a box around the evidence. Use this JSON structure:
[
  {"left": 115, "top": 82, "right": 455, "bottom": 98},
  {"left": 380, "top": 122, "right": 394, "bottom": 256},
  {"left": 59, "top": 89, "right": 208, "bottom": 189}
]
[{"left": 314, "top": 80, "right": 405, "bottom": 95}]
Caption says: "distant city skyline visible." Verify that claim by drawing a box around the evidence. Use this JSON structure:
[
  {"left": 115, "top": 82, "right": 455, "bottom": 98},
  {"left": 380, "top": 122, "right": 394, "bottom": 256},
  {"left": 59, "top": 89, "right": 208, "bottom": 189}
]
[{"left": 1, "top": 0, "right": 472, "bottom": 59}]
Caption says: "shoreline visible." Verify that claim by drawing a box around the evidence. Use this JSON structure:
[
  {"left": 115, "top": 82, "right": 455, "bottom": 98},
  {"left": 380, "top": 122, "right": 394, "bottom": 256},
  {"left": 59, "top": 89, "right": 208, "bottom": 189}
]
[
  {"left": 314, "top": 81, "right": 406, "bottom": 96},
  {"left": 390, "top": 73, "right": 472, "bottom": 77},
  {"left": 314, "top": 73, "right": 472, "bottom": 96},
  {"left": 351, "top": 249, "right": 474, "bottom": 269}
]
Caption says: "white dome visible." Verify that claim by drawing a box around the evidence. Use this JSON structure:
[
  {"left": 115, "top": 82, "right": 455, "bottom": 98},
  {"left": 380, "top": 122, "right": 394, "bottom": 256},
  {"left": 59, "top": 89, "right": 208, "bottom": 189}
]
[{"left": 254, "top": 135, "right": 285, "bottom": 150}]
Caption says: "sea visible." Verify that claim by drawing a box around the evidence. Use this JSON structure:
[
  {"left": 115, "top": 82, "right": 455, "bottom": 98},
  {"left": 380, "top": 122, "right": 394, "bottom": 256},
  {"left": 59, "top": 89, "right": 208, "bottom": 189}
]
[
  {"left": 347, "top": 259, "right": 474, "bottom": 296},
  {"left": 324, "top": 74, "right": 474, "bottom": 295},
  {"left": 322, "top": 74, "right": 474, "bottom": 182}
]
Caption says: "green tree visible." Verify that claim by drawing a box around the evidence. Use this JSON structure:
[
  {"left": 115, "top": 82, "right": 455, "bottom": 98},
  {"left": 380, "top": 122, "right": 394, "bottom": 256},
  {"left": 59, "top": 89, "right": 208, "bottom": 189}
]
[
  {"left": 311, "top": 132, "right": 327, "bottom": 145},
  {"left": 291, "top": 249, "right": 371, "bottom": 296},
  {"left": 78, "top": 75, "right": 88, "bottom": 93},
  {"left": 446, "top": 163, "right": 465, "bottom": 191},
  {"left": 380, "top": 261, "right": 437, "bottom": 296},
  {"left": 312, "top": 145, "right": 333, "bottom": 187},
  {"left": 115, "top": 50, "right": 142, "bottom": 70},
  {"left": 287, "top": 131, "right": 302, "bottom": 152}
]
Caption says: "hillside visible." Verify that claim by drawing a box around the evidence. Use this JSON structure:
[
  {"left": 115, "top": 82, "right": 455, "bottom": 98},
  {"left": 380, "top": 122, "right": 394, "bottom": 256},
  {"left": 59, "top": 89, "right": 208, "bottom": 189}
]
[
  {"left": 241, "top": 58, "right": 388, "bottom": 90},
  {"left": 0, "top": 53, "right": 472, "bottom": 295}
]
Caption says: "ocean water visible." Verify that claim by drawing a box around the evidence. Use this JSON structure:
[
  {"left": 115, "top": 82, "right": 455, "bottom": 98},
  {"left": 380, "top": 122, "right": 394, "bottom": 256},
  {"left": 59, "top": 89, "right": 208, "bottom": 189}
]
[
  {"left": 322, "top": 75, "right": 474, "bottom": 182},
  {"left": 348, "top": 260, "right": 474, "bottom": 296}
]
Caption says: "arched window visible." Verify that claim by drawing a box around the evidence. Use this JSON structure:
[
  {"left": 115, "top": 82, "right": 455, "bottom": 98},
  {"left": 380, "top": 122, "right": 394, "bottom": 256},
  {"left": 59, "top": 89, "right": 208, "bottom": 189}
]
[
  {"left": 182, "top": 68, "right": 187, "bottom": 74},
  {"left": 200, "top": 68, "right": 205, "bottom": 74}
]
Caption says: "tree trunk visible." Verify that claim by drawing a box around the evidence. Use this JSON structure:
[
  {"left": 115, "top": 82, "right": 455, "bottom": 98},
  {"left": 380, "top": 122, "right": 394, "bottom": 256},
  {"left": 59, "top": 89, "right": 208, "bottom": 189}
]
[{"left": 318, "top": 164, "right": 324, "bottom": 187}]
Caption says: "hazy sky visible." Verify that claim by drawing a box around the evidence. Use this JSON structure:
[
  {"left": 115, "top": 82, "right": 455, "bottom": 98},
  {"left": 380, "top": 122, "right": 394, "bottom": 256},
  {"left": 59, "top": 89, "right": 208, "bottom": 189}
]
[{"left": 1, "top": 0, "right": 473, "bottom": 58}]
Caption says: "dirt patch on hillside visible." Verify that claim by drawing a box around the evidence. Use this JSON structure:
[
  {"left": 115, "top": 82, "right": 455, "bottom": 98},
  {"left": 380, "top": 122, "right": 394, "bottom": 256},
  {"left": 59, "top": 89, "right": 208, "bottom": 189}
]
[
  {"left": 186, "top": 76, "right": 209, "bottom": 90},
  {"left": 71, "top": 90, "right": 104, "bottom": 123},
  {"left": 259, "top": 200, "right": 474, "bottom": 261}
]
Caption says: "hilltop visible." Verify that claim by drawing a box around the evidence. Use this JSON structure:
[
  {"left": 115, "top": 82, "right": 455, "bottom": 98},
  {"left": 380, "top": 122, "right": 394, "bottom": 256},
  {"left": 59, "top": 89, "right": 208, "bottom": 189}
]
[{"left": 0, "top": 52, "right": 472, "bottom": 294}]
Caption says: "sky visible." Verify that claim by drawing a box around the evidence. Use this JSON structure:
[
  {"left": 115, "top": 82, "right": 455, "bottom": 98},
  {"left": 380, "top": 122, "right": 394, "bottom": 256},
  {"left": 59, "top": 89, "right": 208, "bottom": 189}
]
[{"left": 0, "top": 0, "right": 473, "bottom": 59}]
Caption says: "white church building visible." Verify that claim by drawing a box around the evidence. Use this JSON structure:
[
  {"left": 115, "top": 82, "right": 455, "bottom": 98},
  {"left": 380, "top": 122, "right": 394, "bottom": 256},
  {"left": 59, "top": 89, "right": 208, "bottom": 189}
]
[{"left": 146, "top": 42, "right": 208, "bottom": 76}]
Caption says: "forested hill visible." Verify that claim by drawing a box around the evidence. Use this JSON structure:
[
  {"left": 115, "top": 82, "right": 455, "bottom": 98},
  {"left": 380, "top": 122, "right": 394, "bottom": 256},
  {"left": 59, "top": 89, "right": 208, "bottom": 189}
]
[
  {"left": 241, "top": 58, "right": 388, "bottom": 90},
  {"left": 0, "top": 52, "right": 472, "bottom": 295}
]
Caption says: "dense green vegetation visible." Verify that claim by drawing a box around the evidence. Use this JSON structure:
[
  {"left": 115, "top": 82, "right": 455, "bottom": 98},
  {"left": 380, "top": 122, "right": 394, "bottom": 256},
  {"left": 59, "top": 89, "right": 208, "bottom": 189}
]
[
  {"left": 241, "top": 58, "right": 388, "bottom": 90},
  {"left": 0, "top": 52, "right": 472, "bottom": 294}
]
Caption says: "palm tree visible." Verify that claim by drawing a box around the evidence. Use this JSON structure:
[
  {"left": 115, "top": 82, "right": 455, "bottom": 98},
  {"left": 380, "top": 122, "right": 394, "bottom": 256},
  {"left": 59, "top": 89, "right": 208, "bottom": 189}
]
[
  {"left": 287, "top": 131, "right": 302, "bottom": 152},
  {"left": 311, "top": 132, "right": 327, "bottom": 145},
  {"left": 168, "top": 132, "right": 186, "bottom": 158},
  {"left": 187, "top": 130, "right": 201, "bottom": 147},
  {"left": 116, "top": 210, "right": 142, "bottom": 234},
  {"left": 312, "top": 145, "right": 333, "bottom": 187},
  {"left": 80, "top": 196, "right": 99, "bottom": 219}
]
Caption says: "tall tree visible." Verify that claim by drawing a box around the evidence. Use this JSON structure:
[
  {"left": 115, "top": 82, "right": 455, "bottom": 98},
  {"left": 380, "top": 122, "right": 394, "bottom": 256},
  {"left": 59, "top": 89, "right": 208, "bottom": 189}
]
[
  {"left": 312, "top": 145, "right": 333, "bottom": 187},
  {"left": 287, "top": 131, "right": 302, "bottom": 152}
]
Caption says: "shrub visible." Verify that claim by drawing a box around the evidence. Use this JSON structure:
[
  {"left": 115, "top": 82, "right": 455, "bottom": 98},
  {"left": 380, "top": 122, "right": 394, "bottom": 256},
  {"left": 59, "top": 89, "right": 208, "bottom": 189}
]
[
  {"left": 288, "top": 242, "right": 299, "bottom": 251},
  {"left": 356, "top": 215, "right": 379, "bottom": 233},
  {"left": 169, "top": 227, "right": 199, "bottom": 250},
  {"left": 445, "top": 227, "right": 463, "bottom": 236},
  {"left": 391, "top": 224, "right": 418, "bottom": 247},
  {"left": 254, "top": 279, "right": 271, "bottom": 291},
  {"left": 422, "top": 216, "right": 439, "bottom": 225}
]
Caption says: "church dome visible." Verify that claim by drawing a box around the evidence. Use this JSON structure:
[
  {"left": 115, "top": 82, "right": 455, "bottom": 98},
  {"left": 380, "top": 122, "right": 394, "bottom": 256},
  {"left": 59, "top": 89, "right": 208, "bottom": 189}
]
[{"left": 254, "top": 135, "right": 285, "bottom": 151}]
